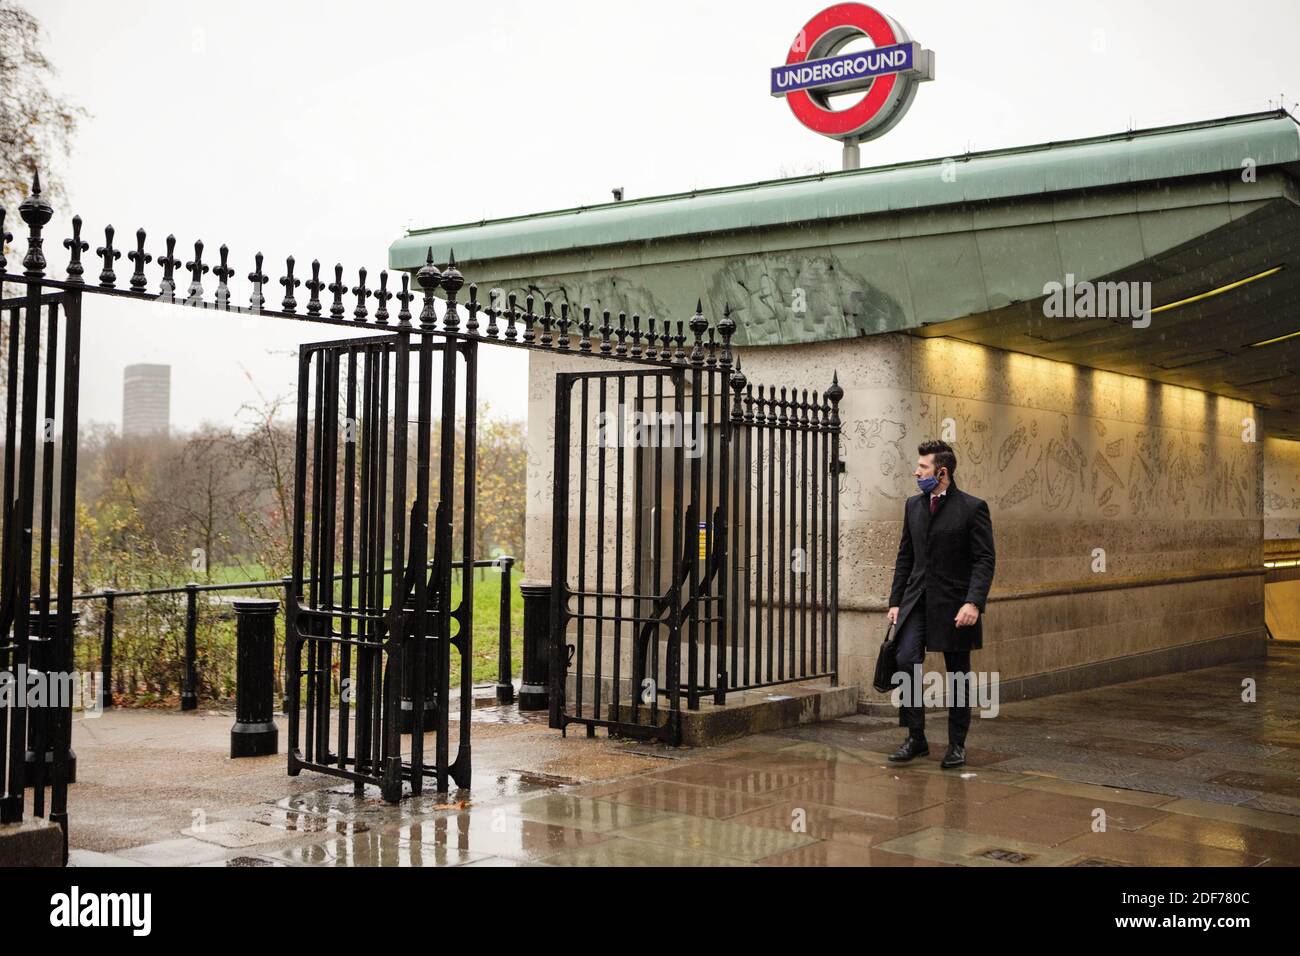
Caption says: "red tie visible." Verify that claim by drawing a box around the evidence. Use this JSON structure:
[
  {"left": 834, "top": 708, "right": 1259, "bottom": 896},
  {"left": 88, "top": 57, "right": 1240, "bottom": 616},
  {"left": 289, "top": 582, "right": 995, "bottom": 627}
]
[{"left": 930, "top": 494, "right": 940, "bottom": 515}]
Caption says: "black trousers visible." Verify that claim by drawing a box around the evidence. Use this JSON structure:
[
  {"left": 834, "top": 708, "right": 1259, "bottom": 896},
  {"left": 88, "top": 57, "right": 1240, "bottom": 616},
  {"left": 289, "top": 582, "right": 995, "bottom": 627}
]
[{"left": 893, "top": 598, "right": 973, "bottom": 745}]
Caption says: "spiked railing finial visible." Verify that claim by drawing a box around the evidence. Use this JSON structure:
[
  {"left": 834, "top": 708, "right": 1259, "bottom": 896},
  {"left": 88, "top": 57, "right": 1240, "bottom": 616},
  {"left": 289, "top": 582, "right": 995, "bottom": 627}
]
[
  {"left": 484, "top": 288, "right": 501, "bottom": 338},
  {"left": 504, "top": 292, "right": 519, "bottom": 341},
  {"left": 718, "top": 301, "right": 736, "bottom": 355},
  {"left": 416, "top": 247, "right": 442, "bottom": 330},
  {"left": 629, "top": 312, "right": 642, "bottom": 358},
  {"left": 825, "top": 370, "right": 843, "bottom": 405},
  {"left": 465, "top": 282, "right": 480, "bottom": 334},
  {"left": 540, "top": 299, "right": 554, "bottom": 346},
  {"left": 304, "top": 260, "right": 324, "bottom": 316},
  {"left": 20, "top": 169, "right": 53, "bottom": 278},
  {"left": 688, "top": 298, "right": 707, "bottom": 366},
  {"left": 729, "top": 356, "right": 747, "bottom": 421},
  {"left": 62, "top": 215, "right": 88, "bottom": 283},
  {"left": 615, "top": 311, "right": 628, "bottom": 356},
  {"left": 396, "top": 273, "right": 413, "bottom": 326},
  {"left": 579, "top": 305, "right": 593, "bottom": 352},
  {"left": 352, "top": 267, "right": 371, "bottom": 322},
  {"left": 280, "top": 255, "right": 301, "bottom": 312},
  {"left": 440, "top": 253, "right": 463, "bottom": 332},
  {"left": 128, "top": 228, "right": 152, "bottom": 292},
  {"left": 96, "top": 224, "right": 122, "bottom": 289},
  {"left": 248, "top": 252, "right": 268, "bottom": 310},
  {"left": 557, "top": 302, "right": 571, "bottom": 349},
  {"left": 521, "top": 294, "right": 537, "bottom": 344},
  {"left": 185, "top": 239, "right": 209, "bottom": 303},
  {"left": 374, "top": 270, "right": 392, "bottom": 324},
  {"left": 328, "top": 264, "right": 347, "bottom": 318},
  {"left": 729, "top": 354, "right": 747, "bottom": 391},
  {"left": 212, "top": 244, "right": 233, "bottom": 308},
  {"left": 597, "top": 308, "right": 613, "bottom": 354},
  {"left": 158, "top": 235, "right": 181, "bottom": 301}
]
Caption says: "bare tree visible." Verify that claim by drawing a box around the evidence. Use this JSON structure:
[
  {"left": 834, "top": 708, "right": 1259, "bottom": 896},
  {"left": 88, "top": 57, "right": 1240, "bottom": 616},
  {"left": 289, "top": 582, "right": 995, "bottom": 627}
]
[{"left": 0, "top": 1, "right": 84, "bottom": 214}]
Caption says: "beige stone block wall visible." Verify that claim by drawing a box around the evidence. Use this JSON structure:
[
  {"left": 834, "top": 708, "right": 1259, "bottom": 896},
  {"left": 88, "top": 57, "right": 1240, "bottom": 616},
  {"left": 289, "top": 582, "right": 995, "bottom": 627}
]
[
  {"left": 527, "top": 333, "right": 1269, "bottom": 703},
  {"left": 740, "top": 333, "right": 1264, "bottom": 701},
  {"left": 1264, "top": 436, "right": 1300, "bottom": 541}
]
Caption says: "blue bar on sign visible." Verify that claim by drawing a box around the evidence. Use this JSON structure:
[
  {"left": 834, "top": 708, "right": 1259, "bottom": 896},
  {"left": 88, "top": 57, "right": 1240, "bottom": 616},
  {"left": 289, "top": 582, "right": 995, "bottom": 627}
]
[{"left": 770, "top": 42, "right": 915, "bottom": 97}]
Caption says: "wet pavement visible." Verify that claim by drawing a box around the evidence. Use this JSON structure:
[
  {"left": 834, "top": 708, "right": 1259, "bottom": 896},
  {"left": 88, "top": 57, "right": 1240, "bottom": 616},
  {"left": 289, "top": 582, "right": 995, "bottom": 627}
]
[{"left": 59, "top": 646, "right": 1300, "bottom": 866}]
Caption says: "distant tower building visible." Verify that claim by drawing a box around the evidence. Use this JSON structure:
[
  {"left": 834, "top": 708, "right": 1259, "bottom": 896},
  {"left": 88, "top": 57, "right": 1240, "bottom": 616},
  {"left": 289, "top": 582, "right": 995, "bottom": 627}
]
[{"left": 122, "top": 364, "right": 171, "bottom": 436}]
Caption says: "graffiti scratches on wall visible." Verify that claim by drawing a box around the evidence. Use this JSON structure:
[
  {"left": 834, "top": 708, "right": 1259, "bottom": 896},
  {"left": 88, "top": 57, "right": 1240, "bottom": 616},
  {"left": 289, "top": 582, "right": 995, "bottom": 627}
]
[{"left": 706, "top": 254, "right": 905, "bottom": 346}]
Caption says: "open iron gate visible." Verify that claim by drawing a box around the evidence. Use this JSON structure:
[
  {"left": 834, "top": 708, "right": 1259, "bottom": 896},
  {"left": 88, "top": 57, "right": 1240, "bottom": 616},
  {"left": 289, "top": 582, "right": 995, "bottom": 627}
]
[
  {"left": 286, "top": 261, "right": 479, "bottom": 799},
  {"left": 549, "top": 366, "right": 692, "bottom": 742},
  {"left": 548, "top": 321, "right": 843, "bottom": 744},
  {"left": 2, "top": 171, "right": 842, "bottom": 852},
  {"left": 0, "top": 274, "right": 82, "bottom": 861}
]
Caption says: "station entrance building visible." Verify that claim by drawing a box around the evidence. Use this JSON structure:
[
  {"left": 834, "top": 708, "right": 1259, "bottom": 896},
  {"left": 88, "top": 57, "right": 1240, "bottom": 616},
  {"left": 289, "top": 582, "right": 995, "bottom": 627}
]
[{"left": 392, "top": 111, "right": 1300, "bottom": 705}]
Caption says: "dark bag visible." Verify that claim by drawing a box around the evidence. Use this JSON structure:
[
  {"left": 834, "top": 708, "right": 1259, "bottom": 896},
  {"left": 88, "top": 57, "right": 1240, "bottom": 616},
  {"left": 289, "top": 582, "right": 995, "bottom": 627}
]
[{"left": 872, "top": 621, "right": 899, "bottom": 694}]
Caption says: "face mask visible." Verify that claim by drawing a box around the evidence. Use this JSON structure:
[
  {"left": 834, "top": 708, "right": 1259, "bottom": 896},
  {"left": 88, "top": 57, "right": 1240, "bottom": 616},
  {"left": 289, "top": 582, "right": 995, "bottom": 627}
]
[{"left": 917, "top": 475, "right": 939, "bottom": 494}]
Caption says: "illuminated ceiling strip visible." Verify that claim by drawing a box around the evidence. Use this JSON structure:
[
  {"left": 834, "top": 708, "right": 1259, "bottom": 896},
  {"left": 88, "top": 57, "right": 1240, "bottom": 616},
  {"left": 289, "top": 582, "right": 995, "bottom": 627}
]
[
  {"left": 1152, "top": 265, "right": 1284, "bottom": 317},
  {"left": 1249, "top": 327, "right": 1300, "bottom": 348}
]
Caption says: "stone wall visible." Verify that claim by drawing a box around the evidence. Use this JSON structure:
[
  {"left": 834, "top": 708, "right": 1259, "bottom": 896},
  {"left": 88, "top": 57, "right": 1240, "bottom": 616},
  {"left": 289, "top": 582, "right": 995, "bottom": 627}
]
[
  {"left": 741, "top": 333, "right": 1266, "bottom": 701},
  {"left": 526, "top": 333, "right": 1269, "bottom": 703}
]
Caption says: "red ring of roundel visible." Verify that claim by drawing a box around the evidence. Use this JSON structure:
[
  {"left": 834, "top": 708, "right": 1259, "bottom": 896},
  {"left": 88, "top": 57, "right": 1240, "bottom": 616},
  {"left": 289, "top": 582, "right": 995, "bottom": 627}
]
[{"left": 785, "top": 2, "right": 899, "bottom": 138}]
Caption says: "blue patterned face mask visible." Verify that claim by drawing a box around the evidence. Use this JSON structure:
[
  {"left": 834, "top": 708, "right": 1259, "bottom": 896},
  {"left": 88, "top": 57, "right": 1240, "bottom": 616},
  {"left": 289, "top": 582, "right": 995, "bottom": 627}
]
[{"left": 917, "top": 475, "right": 940, "bottom": 494}]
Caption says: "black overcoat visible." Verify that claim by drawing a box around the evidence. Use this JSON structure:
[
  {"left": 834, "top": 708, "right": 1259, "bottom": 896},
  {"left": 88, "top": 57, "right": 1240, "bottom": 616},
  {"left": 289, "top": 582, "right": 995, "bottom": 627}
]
[{"left": 888, "top": 482, "right": 996, "bottom": 652}]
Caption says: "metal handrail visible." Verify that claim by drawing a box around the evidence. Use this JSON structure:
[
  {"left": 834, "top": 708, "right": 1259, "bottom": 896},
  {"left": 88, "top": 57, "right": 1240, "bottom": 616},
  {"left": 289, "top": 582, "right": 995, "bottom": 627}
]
[{"left": 31, "top": 556, "right": 517, "bottom": 711}]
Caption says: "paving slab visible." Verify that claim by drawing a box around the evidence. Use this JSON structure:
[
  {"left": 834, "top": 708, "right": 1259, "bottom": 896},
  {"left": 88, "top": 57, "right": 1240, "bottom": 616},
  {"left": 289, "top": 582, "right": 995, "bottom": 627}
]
[{"left": 36, "top": 646, "right": 1300, "bottom": 866}]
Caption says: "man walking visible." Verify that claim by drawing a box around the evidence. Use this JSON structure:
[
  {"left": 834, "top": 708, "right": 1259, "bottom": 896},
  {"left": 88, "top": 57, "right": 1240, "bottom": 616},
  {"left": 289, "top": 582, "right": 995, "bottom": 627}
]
[{"left": 886, "top": 439, "right": 995, "bottom": 769}]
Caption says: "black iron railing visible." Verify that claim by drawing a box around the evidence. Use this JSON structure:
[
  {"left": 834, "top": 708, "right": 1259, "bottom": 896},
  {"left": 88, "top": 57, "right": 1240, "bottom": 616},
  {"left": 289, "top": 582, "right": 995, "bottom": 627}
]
[
  {"left": 548, "top": 356, "right": 842, "bottom": 745},
  {"left": 1, "top": 169, "right": 838, "bottom": 861},
  {"left": 35, "top": 556, "right": 516, "bottom": 712}
]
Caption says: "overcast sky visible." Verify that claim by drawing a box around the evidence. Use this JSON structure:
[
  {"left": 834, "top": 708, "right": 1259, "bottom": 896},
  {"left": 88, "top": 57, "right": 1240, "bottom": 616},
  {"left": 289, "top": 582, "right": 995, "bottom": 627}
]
[{"left": 25, "top": 0, "right": 1300, "bottom": 432}]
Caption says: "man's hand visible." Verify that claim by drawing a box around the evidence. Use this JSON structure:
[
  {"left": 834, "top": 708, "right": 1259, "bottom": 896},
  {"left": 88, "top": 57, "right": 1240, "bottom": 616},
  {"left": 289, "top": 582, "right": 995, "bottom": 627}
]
[
  {"left": 954, "top": 603, "right": 979, "bottom": 627},
  {"left": 887, "top": 606, "right": 899, "bottom": 625}
]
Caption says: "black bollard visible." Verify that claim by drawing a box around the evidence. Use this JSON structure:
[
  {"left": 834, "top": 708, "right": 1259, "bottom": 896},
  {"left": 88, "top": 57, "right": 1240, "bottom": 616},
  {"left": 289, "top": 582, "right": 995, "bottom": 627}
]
[
  {"left": 518, "top": 582, "right": 552, "bottom": 711},
  {"left": 230, "top": 598, "right": 280, "bottom": 758},
  {"left": 25, "top": 610, "right": 81, "bottom": 787}
]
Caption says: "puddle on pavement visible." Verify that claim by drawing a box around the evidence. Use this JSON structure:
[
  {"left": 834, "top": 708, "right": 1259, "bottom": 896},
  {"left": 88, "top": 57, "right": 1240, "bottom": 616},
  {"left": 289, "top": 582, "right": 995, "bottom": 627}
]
[
  {"left": 469, "top": 706, "right": 550, "bottom": 725},
  {"left": 248, "top": 806, "right": 370, "bottom": 836}
]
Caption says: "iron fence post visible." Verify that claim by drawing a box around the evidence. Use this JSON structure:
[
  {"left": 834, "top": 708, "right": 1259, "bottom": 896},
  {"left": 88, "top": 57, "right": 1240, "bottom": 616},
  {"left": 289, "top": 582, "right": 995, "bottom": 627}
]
[
  {"left": 181, "top": 582, "right": 199, "bottom": 711},
  {"left": 280, "top": 575, "right": 292, "bottom": 715},
  {"left": 100, "top": 589, "right": 115, "bottom": 710},
  {"left": 827, "top": 373, "right": 843, "bottom": 687},
  {"left": 496, "top": 557, "right": 515, "bottom": 704}
]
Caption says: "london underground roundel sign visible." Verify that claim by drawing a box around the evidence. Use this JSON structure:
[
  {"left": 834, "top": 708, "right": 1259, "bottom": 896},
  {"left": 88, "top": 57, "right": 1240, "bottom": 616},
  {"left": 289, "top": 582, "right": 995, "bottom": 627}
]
[{"left": 771, "top": 3, "right": 934, "bottom": 142}]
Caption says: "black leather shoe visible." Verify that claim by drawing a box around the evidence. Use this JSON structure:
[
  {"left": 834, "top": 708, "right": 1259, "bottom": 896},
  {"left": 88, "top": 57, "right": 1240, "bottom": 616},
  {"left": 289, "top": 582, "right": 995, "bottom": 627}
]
[
  {"left": 888, "top": 736, "right": 929, "bottom": 762},
  {"left": 940, "top": 744, "right": 966, "bottom": 769}
]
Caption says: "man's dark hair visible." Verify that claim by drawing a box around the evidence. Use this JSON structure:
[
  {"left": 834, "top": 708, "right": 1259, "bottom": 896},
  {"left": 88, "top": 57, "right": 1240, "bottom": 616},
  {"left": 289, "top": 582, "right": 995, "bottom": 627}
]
[{"left": 918, "top": 439, "right": 957, "bottom": 477}]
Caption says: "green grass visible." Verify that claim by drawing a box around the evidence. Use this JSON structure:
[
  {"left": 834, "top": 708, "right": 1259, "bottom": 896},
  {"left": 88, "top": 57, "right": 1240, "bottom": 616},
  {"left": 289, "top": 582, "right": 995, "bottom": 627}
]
[
  {"left": 454, "top": 567, "right": 524, "bottom": 687},
  {"left": 211, "top": 560, "right": 526, "bottom": 689},
  {"left": 91, "top": 560, "right": 526, "bottom": 704}
]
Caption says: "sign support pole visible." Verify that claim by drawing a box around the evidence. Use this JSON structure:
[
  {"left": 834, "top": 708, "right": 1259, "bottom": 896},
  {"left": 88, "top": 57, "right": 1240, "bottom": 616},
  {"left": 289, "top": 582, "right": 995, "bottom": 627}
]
[{"left": 842, "top": 137, "right": 860, "bottom": 171}]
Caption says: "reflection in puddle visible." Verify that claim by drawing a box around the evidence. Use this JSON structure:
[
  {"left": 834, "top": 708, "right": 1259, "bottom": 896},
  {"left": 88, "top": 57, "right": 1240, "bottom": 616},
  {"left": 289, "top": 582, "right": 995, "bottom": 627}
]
[{"left": 251, "top": 806, "right": 370, "bottom": 836}]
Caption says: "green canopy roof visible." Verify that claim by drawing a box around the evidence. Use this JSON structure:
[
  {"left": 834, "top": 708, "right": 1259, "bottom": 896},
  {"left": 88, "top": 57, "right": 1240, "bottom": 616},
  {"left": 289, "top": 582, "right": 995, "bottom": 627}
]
[{"left": 391, "top": 111, "right": 1300, "bottom": 269}]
